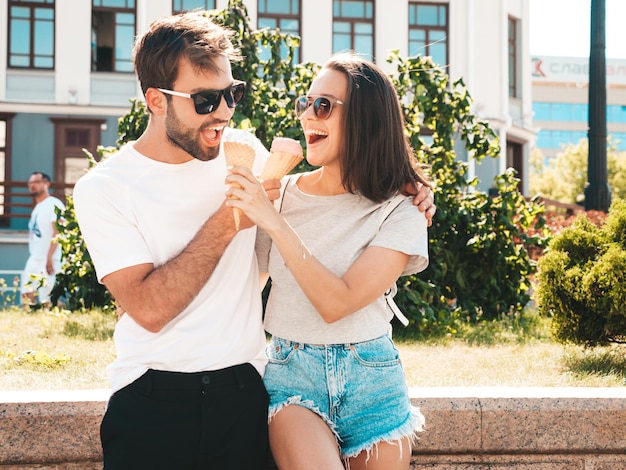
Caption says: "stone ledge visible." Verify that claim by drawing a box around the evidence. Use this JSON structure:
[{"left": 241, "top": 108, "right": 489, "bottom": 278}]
[
  {"left": 409, "top": 387, "right": 626, "bottom": 455},
  {"left": 0, "top": 390, "right": 107, "bottom": 467},
  {"left": 1, "top": 388, "right": 625, "bottom": 469}
]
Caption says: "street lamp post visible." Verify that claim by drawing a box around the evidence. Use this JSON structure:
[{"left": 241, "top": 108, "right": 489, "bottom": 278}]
[{"left": 585, "top": 0, "right": 611, "bottom": 211}]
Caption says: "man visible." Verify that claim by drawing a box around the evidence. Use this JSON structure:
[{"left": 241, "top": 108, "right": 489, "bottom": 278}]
[
  {"left": 21, "top": 172, "right": 65, "bottom": 307},
  {"left": 73, "top": 11, "right": 435, "bottom": 470}
]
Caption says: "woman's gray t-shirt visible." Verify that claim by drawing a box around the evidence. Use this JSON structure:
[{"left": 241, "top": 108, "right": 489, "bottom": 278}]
[{"left": 256, "top": 174, "right": 429, "bottom": 344}]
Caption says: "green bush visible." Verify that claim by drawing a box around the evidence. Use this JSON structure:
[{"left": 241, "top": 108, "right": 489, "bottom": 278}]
[
  {"left": 50, "top": 149, "right": 114, "bottom": 311},
  {"left": 388, "top": 52, "right": 546, "bottom": 329},
  {"left": 536, "top": 198, "right": 626, "bottom": 345},
  {"left": 116, "top": 98, "right": 149, "bottom": 146}
]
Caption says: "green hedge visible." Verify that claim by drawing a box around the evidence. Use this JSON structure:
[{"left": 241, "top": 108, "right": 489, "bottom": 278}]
[{"left": 537, "top": 199, "right": 626, "bottom": 345}]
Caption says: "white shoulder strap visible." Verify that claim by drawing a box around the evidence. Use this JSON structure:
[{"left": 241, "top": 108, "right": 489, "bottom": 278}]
[
  {"left": 377, "top": 193, "right": 407, "bottom": 230},
  {"left": 378, "top": 194, "right": 411, "bottom": 327},
  {"left": 274, "top": 175, "right": 294, "bottom": 212}
]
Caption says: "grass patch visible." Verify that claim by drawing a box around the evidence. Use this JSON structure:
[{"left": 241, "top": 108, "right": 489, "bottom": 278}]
[
  {"left": 455, "top": 309, "right": 552, "bottom": 345},
  {"left": 395, "top": 310, "right": 625, "bottom": 387},
  {"left": 0, "top": 308, "right": 624, "bottom": 390},
  {"left": 562, "top": 346, "right": 626, "bottom": 384},
  {"left": 0, "top": 308, "right": 116, "bottom": 390},
  {"left": 397, "top": 341, "right": 625, "bottom": 387},
  {"left": 63, "top": 314, "right": 115, "bottom": 341}
]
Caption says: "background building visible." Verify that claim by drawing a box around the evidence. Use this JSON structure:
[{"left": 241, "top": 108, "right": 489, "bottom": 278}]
[
  {"left": 0, "top": 0, "right": 532, "bottom": 283},
  {"left": 532, "top": 55, "right": 626, "bottom": 158}
]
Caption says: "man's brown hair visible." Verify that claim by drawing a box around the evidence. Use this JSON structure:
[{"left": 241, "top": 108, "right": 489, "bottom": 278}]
[{"left": 133, "top": 11, "right": 242, "bottom": 96}]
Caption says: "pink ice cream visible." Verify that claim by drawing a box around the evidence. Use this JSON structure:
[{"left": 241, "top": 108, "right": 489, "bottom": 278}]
[
  {"left": 260, "top": 137, "right": 304, "bottom": 181},
  {"left": 270, "top": 137, "right": 304, "bottom": 156}
]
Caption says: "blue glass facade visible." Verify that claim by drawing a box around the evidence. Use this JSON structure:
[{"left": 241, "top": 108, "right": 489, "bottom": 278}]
[{"left": 533, "top": 102, "right": 626, "bottom": 151}]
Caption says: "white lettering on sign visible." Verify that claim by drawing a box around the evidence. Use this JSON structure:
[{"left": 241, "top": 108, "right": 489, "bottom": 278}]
[{"left": 532, "top": 56, "right": 626, "bottom": 85}]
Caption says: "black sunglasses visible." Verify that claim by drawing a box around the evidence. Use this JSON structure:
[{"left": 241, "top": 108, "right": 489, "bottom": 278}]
[
  {"left": 295, "top": 95, "right": 344, "bottom": 120},
  {"left": 157, "top": 80, "right": 246, "bottom": 115}
]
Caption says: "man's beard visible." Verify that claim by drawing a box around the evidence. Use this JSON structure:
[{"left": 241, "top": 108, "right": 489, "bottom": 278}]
[{"left": 165, "top": 106, "right": 221, "bottom": 162}]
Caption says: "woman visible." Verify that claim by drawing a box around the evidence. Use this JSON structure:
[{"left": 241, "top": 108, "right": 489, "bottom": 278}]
[{"left": 227, "top": 53, "right": 433, "bottom": 469}]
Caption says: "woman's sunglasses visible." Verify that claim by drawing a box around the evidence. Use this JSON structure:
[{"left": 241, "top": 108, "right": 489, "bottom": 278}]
[
  {"left": 157, "top": 80, "right": 246, "bottom": 115},
  {"left": 295, "top": 95, "right": 344, "bottom": 120}
]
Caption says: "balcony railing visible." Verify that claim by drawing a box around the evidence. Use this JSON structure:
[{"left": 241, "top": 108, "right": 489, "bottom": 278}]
[{"left": 0, "top": 181, "right": 72, "bottom": 228}]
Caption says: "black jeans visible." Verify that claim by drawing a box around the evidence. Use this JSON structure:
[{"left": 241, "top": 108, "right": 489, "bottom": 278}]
[{"left": 100, "top": 363, "right": 269, "bottom": 469}]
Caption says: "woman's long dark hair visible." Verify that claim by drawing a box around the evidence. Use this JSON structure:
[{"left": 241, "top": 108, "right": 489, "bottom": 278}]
[{"left": 325, "top": 53, "right": 432, "bottom": 202}]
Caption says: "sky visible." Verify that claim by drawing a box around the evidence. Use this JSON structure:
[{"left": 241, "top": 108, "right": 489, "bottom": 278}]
[{"left": 529, "top": 0, "right": 626, "bottom": 60}]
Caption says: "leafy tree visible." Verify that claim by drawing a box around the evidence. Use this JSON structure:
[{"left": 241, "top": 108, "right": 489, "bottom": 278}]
[
  {"left": 530, "top": 139, "right": 626, "bottom": 203},
  {"left": 210, "top": 1, "right": 317, "bottom": 148},
  {"left": 116, "top": 99, "right": 149, "bottom": 146},
  {"left": 388, "top": 53, "right": 545, "bottom": 329}
]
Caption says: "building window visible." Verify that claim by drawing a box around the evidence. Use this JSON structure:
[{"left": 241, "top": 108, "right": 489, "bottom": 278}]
[
  {"left": 532, "top": 102, "right": 626, "bottom": 124},
  {"left": 8, "top": 0, "right": 55, "bottom": 69},
  {"left": 92, "top": 0, "right": 136, "bottom": 73},
  {"left": 172, "top": 0, "right": 215, "bottom": 13},
  {"left": 608, "top": 105, "right": 626, "bottom": 124},
  {"left": 508, "top": 16, "right": 520, "bottom": 98},
  {"left": 408, "top": 2, "right": 448, "bottom": 67},
  {"left": 50, "top": 118, "right": 104, "bottom": 189},
  {"left": 535, "top": 128, "right": 626, "bottom": 152},
  {"left": 333, "top": 0, "right": 375, "bottom": 61},
  {"left": 258, "top": 0, "right": 301, "bottom": 63},
  {"left": 535, "top": 130, "right": 588, "bottom": 150}
]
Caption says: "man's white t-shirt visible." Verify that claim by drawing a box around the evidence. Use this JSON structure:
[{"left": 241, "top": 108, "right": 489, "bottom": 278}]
[
  {"left": 22, "top": 196, "right": 65, "bottom": 300},
  {"left": 73, "top": 128, "right": 269, "bottom": 394},
  {"left": 27, "top": 196, "right": 64, "bottom": 261}
]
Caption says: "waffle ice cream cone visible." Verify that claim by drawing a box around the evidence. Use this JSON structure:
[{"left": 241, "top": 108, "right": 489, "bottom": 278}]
[
  {"left": 260, "top": 137, "right": 303, "bottom": 181},
  {"left": 224, "top": 137, "right": 256, "bottom": 230}
]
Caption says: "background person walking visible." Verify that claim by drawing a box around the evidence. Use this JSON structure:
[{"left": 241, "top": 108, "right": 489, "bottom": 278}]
[{"left": 21, "top": 171, "right": 65, "bottom": 307}]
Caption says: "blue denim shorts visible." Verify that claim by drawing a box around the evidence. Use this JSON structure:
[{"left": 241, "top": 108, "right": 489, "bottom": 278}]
[{"left": 263, "top": 334, "right": 424, "bottom": 458}]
